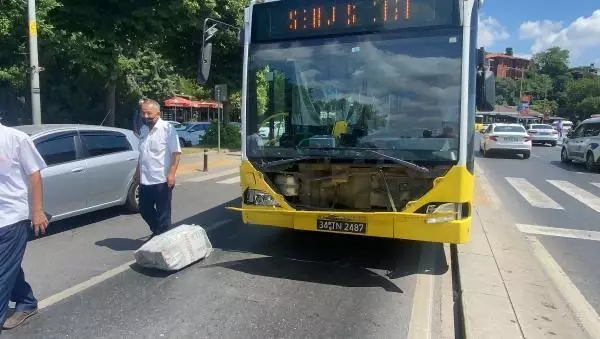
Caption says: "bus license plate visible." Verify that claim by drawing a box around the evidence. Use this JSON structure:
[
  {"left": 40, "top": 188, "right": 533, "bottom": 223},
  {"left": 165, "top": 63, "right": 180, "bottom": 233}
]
[{"left": 316, "top": 219, "right": 367, "bottom": 234}]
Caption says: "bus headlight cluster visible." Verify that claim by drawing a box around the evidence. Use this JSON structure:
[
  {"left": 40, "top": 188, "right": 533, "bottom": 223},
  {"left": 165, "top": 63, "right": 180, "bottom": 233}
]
[
  {"left": 245, "top": 189, "right": 279, "bottom": 206},
  {"left": 425, "top": 203, "right": 462, "bottom": 224}
]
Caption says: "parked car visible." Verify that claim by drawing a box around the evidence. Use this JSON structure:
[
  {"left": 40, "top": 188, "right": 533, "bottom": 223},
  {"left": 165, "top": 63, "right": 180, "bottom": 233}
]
[
  {"left": 561, "top": 117, "right": 600, "bottom": 171},
  {"left": 526, "top": 123, "right": 559, "bottom": 146},
  {"left": 176, "top": 122, "right": 211, "bottom": 146},
  {"left": 166, "top": 120, "right": 185, "bottom": 131},
  {"left": 479, "top": 123, "right": 532, "bottom": 159},
  {"left": 13, "top": 124, "right": 140, "bottom": 222}
]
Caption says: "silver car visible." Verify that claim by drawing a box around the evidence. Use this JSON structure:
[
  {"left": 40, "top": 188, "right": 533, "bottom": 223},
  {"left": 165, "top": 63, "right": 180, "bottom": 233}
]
[{"left": 13, "top": 124, "right": 140, "bottom": 222}]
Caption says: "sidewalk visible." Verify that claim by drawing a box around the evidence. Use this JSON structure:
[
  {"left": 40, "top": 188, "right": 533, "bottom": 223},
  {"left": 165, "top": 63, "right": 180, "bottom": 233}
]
[
  {"left": 177, "top": 149, "right": 241, "bottom": 177},
  {"left": 456, "top": 165, "right": 593, "bottom": 339}
]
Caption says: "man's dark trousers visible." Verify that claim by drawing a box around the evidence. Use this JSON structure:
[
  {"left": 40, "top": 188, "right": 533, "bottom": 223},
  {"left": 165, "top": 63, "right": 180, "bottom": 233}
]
[
  {"left": 139, "top": 182, "right": 173, "bottom": 235},
  {"left": 0, "top": 220, "right": 38, "bottom": 325}
]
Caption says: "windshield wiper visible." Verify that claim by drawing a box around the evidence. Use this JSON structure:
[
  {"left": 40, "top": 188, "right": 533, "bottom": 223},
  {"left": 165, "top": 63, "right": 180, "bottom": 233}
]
[
  {"left": 258, "top": 156, "right": 318, "bottom": 169},
  {"left": 365, "top": 150, "right": 430, "bottom": 174},
  {"left": 299, "top": 147, "right": 430, "bottom": 174}
]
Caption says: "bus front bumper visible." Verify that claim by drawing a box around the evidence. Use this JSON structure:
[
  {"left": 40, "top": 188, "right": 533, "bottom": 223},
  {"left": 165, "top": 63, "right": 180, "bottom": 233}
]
[{"left": 226, "top": 207, "right": 471, "bottom": 244}]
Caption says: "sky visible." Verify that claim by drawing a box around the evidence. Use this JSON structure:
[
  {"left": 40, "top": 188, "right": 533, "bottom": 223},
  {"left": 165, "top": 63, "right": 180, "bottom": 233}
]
[{"left": 479, "top": 0, "right": 600, "bottom": 66}]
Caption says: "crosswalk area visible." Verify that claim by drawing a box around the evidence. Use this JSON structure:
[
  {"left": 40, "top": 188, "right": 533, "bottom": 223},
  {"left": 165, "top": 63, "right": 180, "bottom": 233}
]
[
  {"left": 505, "top": 176, "right": 600, "bottom": 212},
  {"left": 503, "top": 176, "right": 600, "bottom": 241}
]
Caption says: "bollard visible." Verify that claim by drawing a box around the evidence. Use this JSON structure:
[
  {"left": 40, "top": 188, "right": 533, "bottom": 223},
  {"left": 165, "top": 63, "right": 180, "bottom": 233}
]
[{"left": 203, "top": 149, "right": 208, "bottom": 172}]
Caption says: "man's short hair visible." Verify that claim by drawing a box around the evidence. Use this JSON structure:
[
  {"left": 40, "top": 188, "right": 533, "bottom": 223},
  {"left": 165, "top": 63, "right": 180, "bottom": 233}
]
[{"left": 140, "top": 98, "right": 161, "bottom": 111}]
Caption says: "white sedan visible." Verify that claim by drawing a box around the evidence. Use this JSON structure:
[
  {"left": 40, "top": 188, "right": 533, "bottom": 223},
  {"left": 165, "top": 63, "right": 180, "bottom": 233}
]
[
  {"left": 480, "top": 123, "right": 532, "bottom": 159},
  {"left": 526, "top": 123, "right": 558, "bottom": 146}
]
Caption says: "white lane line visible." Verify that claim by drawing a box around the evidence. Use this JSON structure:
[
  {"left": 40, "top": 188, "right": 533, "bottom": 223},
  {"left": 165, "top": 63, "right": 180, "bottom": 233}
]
[
  {"left": 527, "top": 237, "right": 600, "bottom": 339},
  {"left": 183, "top": 168, "right": 239, "bottom": 183},
  {"left": 505, "top": 177, "right": 564, "bottom": 209},
  {"left": 516, "top": 224, "right": 600, "bottom": 242},
  {"left": 590, "top": 183, "right": 600, "bottom": 189},
  {"left": 407, "top": 245, "right": 436, "bottom": 339},
  {"left": 38, "top": 260, "right": 136, "bottom": 310},
  {"left": 203, "top": 219, "right": 233, "bottom": 232},
  {"left": 39, "top": 220, "right": 234, "bottom": 310},
  {"left": 216, "top": 176, "right": 241, "bottom": 184},
  {"left": 548, "top": 180, "right": 600, "bottom": 213}
]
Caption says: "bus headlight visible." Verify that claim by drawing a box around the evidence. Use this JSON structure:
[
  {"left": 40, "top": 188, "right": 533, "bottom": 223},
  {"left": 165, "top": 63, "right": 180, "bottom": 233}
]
[
  {"left": 425, "top": 203, "right": 462, "bottom": 224},
  {"left": 245, "top": 189, "right": 279, "bottom": 206}
]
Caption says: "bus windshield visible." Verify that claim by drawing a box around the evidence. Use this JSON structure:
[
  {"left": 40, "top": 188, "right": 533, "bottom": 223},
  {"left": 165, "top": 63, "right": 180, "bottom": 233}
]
[{"left": 246, "top": 30, "right": 463, "bottom": 163}]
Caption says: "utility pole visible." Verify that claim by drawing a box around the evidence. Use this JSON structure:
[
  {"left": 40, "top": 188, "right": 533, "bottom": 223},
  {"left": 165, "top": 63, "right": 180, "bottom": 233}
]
[{"left": 28, "top": 0, "right": 42, "bottom": 125}]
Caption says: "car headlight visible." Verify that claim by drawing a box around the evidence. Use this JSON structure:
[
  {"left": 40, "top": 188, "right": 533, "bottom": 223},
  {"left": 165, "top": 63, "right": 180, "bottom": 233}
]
[
  {"left": 245, "top": 189, "right": 279, "bottom": 206},
  {"left": 425, "top": 203, "right": 462, "bottom": 224}
]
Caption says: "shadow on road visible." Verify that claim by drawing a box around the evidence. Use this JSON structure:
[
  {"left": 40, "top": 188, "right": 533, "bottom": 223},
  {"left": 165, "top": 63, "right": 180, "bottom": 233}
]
[
  {"left": 131, "top": 198, "right": 448, "bottom": 291},
  {"left": 95, "top": 237, "right": 146, "bottom": 251},
  {"left": 29, "top": 207, "right": 125, "bottom": 241},
  {"left": 207, "top": 256, "right": 404, "bottom": 293},
  {"left": 550, "top": 160, "right": 588, "bottom": 173}
]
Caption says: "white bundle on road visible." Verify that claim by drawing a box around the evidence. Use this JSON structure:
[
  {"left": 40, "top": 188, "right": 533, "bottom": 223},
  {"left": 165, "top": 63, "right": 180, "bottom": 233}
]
[{"left": 134, "top": 224, "right": 213, "bottom": 271}]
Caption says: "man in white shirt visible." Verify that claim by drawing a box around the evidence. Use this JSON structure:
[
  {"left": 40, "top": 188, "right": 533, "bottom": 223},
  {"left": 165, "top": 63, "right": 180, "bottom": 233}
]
[
  {"left": 0, "top": 122, "right": 49, "bottom": 331},
  {"left": 135, "top": 99, "right": 182, "bottom": 237}
]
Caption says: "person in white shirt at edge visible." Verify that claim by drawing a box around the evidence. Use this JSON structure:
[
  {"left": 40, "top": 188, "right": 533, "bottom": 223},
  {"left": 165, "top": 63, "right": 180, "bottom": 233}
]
[
  {"left": 0, "top": 122, "right": 49, "bottom": 332},
  {"left": 135, "top": 99, "right": 182, "bottom": 238}
]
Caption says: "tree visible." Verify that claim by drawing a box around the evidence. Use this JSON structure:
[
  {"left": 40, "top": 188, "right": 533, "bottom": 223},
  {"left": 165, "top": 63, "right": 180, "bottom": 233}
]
[
  {"left": 576, "top": 97, "right": 600, "bottom": 118},
  {"left": 48, "top": 0, "right": 206, "bottom": 126},
  {"left": 495, "top": 77, "right": 519, "bottom": 106},
  {"left": 531, "top": 47, "right": 570, "bottom": 79}
]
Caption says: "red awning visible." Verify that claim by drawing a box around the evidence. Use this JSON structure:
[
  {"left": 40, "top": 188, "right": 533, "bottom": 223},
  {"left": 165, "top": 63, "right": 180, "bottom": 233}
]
[
  {"left": 191, "top": 100, "right": 223, "bottom": 109},
  {"left": 163, "top": 97, "right": 192, "bottom": 107}
]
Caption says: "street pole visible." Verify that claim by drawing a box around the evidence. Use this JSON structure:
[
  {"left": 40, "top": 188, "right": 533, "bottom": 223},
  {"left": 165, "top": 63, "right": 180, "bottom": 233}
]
[
  {"left": 28, "top": 0, "right": 42, "bottom": 125},
  {"left": 217, "top": 105, "right": 221, "bottom": 153}
]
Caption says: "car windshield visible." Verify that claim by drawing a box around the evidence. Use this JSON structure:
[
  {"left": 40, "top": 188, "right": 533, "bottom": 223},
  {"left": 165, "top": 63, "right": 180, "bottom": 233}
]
[
  {"left": 531, "top": 125, "right": 553, "bottom": 130},
  {"left": 246, "top": 29, "right": 463, "bottom": 163},
  {"left": 494, "top": 125, "right": 525, "bottom": 133}
]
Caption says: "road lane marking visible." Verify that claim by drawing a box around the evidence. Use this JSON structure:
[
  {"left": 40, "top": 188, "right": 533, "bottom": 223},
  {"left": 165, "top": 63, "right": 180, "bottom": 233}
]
[
  {"left": 547, "top": 180, "right": 600, "bottom": 213},
  {"left": 591, "top": 183, "right": 600, "bottom": 189},
  {"left": 516, "top": 224, "right": 600, "bottom": 242},
  {"left": 38, "top": 260, "right": 136, "bottom": 310},
  {"left": 39, "top": 221, "right": 233, "bottom": 311},
  {"left": 527, "top": 236, "right": 600, "bottom": 339},
  {"left": 407, "top": 245, "right": 436, "bottom": 339},
  {"left": 505, "top": 177, "right": 563, "bottom": 209},
  {"left": 216, "top": 176, "right": 241, "bottom": 184},
  {"left": 183, "top": 168, "right": 239, "bottom": 183}
]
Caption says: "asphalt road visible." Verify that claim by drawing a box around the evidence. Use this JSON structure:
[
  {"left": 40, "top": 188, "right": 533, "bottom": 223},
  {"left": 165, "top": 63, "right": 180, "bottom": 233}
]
[
  {"left": 474, "top": 135, "right": 600, "bottom": 314},
  {"left": 4, "top": 170, "right": 454, "bottom": 338}
]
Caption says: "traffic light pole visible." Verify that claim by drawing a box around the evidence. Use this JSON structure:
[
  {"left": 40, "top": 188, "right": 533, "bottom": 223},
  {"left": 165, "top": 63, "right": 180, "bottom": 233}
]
[{"left": 28, "top": 0, "right": 42, "bottom": 125}]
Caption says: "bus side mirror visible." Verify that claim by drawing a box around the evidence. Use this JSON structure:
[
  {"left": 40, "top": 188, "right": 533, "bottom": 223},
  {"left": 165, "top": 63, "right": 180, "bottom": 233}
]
[
  {"left": 197, "top": 43, "right": 213, "bottom": 85},
  {"left": 476, "top": 47, "right": 496, "bottom": 112},
  {"left": 476, "top": 69, "right": 496, "bottom": 111}
]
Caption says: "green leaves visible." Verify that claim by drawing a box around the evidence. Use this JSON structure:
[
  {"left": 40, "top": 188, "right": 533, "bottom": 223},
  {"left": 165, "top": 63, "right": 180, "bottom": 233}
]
[{"left": 494, "top": 46, "right": 599, "bottom": 119}]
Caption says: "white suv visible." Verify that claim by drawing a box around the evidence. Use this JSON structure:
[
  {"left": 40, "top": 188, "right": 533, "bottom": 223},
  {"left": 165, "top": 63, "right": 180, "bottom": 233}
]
[{"left": 561, "top": 117, "right": 600, "bottom": 171}]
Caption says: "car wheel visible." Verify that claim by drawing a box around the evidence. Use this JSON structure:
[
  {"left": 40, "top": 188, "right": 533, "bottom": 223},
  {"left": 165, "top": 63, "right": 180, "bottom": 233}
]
[
  {"left": 561, "top": 147, "right": 571, "bottom": 163},
  {"left": 586, "top": 152, "right": 597, "bottom": 172},
  {"left": 522, "top": 151, "right": 530, "bottom": 159},
  {"left": 179, "top": 137, "right": 187, "bottom": 147},
  {"left": 125, "top": 182, "right": 139, "bottom": 212},
  {"left": 550, "top": 142, "right": 557, "bottom": 147}
]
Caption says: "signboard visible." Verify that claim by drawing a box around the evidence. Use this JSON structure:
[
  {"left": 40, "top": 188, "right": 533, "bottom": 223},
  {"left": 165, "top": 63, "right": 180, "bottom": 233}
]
[{"left": 214, "top": 84, "right": 228, "bottom": 102}]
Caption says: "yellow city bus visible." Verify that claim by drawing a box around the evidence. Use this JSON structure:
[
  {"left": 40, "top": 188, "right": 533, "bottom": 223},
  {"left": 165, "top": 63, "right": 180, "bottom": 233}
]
[
  {"left": 475, "top": 114, "right": 484, "bottom": 132},
  {"left": 199, "top": 0, "right": 495, "bottom": 244}
]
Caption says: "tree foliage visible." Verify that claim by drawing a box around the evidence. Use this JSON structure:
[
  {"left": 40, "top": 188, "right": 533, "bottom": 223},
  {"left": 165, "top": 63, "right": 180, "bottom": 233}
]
[
  {"left": 495, "top": 47, "right": 599, "bottom": 120},
  {"left": 0, "top": 0, "right": 245, "bottom": 126}
]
